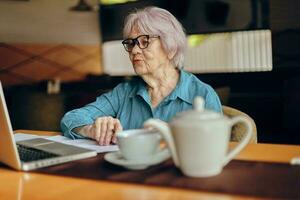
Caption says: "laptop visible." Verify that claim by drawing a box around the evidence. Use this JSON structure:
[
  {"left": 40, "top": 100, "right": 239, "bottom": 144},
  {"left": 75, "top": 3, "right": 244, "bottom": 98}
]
[{"left": 0, "top": 81, "right": 97, "bottom": 171}]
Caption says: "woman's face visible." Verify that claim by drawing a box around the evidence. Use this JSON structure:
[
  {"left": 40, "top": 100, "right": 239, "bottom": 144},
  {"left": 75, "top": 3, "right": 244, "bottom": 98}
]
[{"left": 127, "top": 27, "right": 170, "bottom": 76}]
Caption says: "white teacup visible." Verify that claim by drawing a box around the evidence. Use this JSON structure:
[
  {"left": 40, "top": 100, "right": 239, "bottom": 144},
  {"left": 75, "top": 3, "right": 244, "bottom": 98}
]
[{"left": 116, "top": 129, "right": 164, "bottom": 161}]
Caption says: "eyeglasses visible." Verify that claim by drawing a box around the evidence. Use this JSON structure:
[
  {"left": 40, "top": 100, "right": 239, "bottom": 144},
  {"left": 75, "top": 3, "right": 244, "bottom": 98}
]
[{"left": 122, "top": 35, "right": 160, "bottom": 52}]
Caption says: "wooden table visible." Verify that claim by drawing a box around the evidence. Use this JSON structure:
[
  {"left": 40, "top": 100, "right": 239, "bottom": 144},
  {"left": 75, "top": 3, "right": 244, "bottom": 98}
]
[{"left": 1, "top": 130, "right": 300, "bottom": 200}]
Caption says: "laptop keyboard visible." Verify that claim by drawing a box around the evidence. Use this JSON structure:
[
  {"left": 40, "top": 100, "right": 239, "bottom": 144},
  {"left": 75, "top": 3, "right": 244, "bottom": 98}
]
[{"left": 17, "top": 144, "right": 58, "bottom": 162}]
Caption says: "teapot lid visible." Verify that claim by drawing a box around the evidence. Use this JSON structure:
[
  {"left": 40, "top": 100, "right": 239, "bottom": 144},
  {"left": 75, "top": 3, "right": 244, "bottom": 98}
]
[{"left": 173, "top": 96, "right": 222, "bottom": 122}]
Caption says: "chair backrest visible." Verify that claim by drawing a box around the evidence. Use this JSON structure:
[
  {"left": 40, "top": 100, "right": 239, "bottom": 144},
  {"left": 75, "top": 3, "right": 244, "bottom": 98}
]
[{"left": 222, "top": 105, "right": 257, "bottom": 144}]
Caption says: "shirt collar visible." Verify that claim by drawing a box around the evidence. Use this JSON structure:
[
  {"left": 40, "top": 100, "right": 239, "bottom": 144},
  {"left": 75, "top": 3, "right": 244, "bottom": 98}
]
[
  {"left": 128, "top": 70, "right": 193, "bottom": 104},
  {"left": 165, "top": 70, "right": 193, "bottom": 104},
  {"left": 128, "top": 78, "right": 151, "bottom": 104}
]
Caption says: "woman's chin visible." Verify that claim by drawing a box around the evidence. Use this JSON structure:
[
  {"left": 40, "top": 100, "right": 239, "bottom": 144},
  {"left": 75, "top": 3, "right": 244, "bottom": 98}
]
[
  {"left": 133, "top": 65, "right": 147, "bottom": 75},
  {"left": 134, "top": 70, "right": 146, "bottom": 76}
]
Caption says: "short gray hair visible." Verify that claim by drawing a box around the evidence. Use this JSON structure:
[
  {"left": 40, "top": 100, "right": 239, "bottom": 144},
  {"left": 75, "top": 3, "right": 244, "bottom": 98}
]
[{"left": 123, "top": 6, "right": 187, "bottom": 68}]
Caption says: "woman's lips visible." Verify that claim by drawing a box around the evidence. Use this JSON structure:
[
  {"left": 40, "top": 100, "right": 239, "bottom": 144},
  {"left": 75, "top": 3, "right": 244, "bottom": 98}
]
[{"left": 133, "top": 59, "right": 142, "bottom": 63}]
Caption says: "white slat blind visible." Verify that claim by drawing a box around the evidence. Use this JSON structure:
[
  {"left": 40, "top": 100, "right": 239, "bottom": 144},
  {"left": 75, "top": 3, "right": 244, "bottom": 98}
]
[{"left": 184, "top": 30, "right": 272, "bottom": 73}]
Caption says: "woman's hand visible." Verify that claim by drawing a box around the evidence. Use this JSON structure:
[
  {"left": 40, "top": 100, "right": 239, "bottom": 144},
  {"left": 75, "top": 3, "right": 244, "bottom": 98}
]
[
  {"left": 74, "top": 117, "right": 123, "bottom": 145},
  {"left": 91, "top": 117, "right": 123, "bottom": 145}
]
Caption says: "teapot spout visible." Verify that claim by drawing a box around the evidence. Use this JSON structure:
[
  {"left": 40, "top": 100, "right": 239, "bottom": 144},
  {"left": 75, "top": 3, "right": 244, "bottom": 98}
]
[{"left": 144, "top": 119, "right": 180, "bottom": 167}]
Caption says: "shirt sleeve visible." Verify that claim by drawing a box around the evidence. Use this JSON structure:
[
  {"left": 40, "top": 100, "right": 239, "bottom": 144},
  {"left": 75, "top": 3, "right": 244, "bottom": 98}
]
[
  {"left": 204, "top": 85, "right": 223, "bottom": 114},
  {"left": 60, "top": 83, "right": 125, "bottom": 139}
]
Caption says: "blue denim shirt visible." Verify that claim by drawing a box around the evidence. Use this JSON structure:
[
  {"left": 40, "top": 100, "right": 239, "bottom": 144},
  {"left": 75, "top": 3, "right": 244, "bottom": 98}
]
[{"left": 61, "top": 70, "right": 222, "bottom": 139}]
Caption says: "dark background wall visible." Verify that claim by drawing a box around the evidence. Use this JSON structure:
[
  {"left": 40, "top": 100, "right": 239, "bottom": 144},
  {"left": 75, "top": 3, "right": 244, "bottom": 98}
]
[{"left": 100, "top": 0, "right": 269, "bottom": 41}]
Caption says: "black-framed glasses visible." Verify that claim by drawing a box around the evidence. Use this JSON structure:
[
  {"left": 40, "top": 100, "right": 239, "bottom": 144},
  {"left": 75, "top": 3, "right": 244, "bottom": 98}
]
[{"left": 122, "top": 35, "right": 160, "bottom": 52}]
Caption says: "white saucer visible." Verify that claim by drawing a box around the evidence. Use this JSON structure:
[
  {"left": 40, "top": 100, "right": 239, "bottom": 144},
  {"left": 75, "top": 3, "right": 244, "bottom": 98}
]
[{"left": 104, "top": 149, "right": 171, "bottom": 170}]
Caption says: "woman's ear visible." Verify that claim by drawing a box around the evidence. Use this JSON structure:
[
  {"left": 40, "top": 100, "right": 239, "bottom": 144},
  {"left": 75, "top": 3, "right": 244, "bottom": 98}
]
[{"left": 167, "top": 50, "right": 176, "bottom": 60}]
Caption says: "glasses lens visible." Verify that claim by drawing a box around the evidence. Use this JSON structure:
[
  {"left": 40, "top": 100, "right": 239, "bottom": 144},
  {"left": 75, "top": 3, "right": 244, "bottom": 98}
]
[
  {"left": 122, "top": 35, "right": 151, "bottom": 52},
  {"left": 123, "top": 39, "right": 135, "bottom": 51},
  {"left": 137, "top": 35, "right": 149, "bottom": 49}
]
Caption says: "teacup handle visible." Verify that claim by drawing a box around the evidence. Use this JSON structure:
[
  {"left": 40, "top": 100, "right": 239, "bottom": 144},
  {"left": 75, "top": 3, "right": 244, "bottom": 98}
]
[
  {"left": 223, "top": 116, "right": 253, "bottom": 166},
  {"left": 144, "top": 119, "right": 180, "bottom": 167}
]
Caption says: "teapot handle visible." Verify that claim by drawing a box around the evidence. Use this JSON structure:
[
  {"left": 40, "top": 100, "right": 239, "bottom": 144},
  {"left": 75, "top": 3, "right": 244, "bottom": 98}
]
[
  {"left": 144, "top": 119, "right": 180, "bottom": 167},
  {"left": 223, "top": 116, "right": 253, "bottom": 166}
]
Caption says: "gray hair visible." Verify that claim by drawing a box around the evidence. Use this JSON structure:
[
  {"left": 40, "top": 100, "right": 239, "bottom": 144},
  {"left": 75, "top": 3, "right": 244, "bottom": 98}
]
[{"left": 123, "top": 6, "right": 187, "bottom": 68}]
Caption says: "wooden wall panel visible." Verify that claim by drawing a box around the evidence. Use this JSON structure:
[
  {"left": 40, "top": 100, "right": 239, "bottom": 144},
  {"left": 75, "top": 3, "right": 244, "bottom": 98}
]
[{"left": 0, "top": 43, "right": 102, "bottom": 86}]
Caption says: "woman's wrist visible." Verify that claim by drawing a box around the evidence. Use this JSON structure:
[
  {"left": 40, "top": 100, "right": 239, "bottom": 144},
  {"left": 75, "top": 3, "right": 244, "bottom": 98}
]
[{"left": 73, "top": 125, "right": 93, "bottom": 138}]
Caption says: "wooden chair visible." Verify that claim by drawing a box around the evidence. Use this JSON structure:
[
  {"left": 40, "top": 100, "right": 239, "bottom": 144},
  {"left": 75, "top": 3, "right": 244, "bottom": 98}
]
[{"left": 222, "top": 106, "right": 257, "bottom": 144}]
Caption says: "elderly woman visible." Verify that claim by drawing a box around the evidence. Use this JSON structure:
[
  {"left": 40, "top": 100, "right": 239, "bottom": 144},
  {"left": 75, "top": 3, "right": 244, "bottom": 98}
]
[{"left": 61, "top": 6, "right": 222, "bottom": 145}]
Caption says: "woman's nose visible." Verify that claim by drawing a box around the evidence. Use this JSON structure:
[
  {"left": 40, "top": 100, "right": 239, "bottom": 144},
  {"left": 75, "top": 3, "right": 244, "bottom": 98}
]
[{"left": 131, "top": 43, "right": 142, "bottom": 54}]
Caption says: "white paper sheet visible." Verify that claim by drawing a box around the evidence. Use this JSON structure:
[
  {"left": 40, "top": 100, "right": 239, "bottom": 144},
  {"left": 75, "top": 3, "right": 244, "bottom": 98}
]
[
  {"left": 14, "top": 133, "right": 48, "bottom": 142},
  {"left": 14, "top": 133, "right": 119, "bottom": 153},
  {"left": 48, "top": 135, "right": 119, "bottom": 153}
]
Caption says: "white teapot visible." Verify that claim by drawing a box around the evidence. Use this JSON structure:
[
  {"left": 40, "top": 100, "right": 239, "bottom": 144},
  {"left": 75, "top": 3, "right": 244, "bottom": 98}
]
[{"left": 144, "top": 97, "right": 252, "bottom": 177}]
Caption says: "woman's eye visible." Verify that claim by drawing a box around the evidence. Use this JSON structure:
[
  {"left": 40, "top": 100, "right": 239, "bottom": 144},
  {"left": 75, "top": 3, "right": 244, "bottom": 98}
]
[
  {"left": 140, "top": 39, "right": 148, "bottom": 47},
  {"left": 124, "top": 41, "right": 134, "bottom": 48},
  {"left": 127, "top": 40, "right": 134, "bottom": 45}
]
